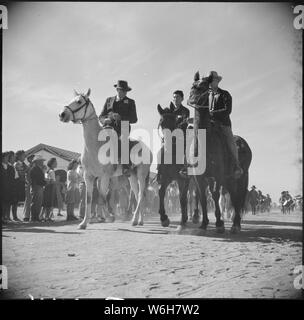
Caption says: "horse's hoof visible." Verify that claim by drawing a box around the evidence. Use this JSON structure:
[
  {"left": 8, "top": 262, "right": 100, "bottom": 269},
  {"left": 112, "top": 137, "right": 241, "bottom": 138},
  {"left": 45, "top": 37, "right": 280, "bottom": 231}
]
[
  {"left": 230, "top": 226, "right": 241, "bottom": 234},
  {"left": 108, "top": 215, "right": 115, "bottom": 223},
  {"left": 176, "top": 225, "right": 186, "bottom": 233},
  {"left": 132, "top": 220, "right": 138, "bottom": 226},
  {"left": 199, "top": 222, "right": 208, "bottom": 230},
  {"left": 192, "top": 216, "right": 200, "bottom": 224},
  {"left": 138, "top": 221, "right": 144, "bottom": 226},
  {"left": 216, "top": 225, "right": 225, "bottom": 233},
  {"left": 78, "top": 223, "right": 87, "bottom": 230},
  {"left": 97, "top": 217, "right": 106, "bottom": 223},
  {"left": 161, "top": 218, "right": 170, "bottom": 227},
  {"left": 198, "top": 228, "right": 207, "bottom": 236}
]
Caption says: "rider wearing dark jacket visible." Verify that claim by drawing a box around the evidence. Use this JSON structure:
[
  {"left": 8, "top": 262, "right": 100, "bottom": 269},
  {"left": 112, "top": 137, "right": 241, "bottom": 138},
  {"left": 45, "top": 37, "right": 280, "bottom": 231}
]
[
  {"left": 99, "top": 80, "right": 138, "bottom": 175},
  {"left": 156, "top": 90, "right": 190, "bottom": 183},
  {"left": 207, "top": 71, "right": 243, "bottom": 178}
]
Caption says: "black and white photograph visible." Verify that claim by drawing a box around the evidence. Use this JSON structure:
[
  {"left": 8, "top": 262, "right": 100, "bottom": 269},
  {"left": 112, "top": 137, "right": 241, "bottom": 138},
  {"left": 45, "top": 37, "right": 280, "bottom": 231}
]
[{"left": 0, "top": 2, "right": 303, "bottom": 303}]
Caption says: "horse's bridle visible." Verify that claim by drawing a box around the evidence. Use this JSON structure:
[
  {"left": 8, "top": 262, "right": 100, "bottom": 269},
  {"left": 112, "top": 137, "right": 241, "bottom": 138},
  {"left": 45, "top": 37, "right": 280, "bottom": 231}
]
[
  {"left": 157, "top": 114, "right": 188, "bottom": 143},
  {"left": 64, "top": 95, "right": 96, "bottom": 123},
  {"left": 187, "top": 85, "right": 210, "bottom": 109}
]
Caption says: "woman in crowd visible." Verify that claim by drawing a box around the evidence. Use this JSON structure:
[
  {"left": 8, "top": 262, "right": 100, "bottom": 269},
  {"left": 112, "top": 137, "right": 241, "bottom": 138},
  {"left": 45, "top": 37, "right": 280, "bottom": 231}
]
[
  {"left": 54, "top": 174, "right": 64, "bottom": 217},
  {"left": 8, "top": 151, "right": 20, "bottom": 221},
  {"left": 14, "top": 150, "right": 27, "bottom": 214},
  {"left": 66, "top": 159, "right": 80, "bottom": 221},
  {"left": 1, "top": 152, "right": 11, "bottom": 224},
  {"left": 23, "top": 154, "right": 35, "bottom": 222},
  {"left": 77, "top": 160, "right": 86, "bottom": 220},
  {"left": 42, "top": 157, "right": 57, "bottom": 222}
]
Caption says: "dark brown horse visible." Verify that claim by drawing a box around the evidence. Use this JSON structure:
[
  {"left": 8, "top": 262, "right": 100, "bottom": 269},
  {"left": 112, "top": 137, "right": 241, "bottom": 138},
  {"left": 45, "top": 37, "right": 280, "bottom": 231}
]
[
  {"left": 157, "top": 103, "right": 190, "bottom": 230},
  {"left": 187, "top": 71, "right": 252, "bottom": 233}
]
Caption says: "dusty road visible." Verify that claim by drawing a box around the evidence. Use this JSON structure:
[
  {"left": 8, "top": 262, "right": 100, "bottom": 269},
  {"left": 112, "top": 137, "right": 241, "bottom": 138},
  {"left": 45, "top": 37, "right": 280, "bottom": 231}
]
[{"left": 1, "top": 208, "right": 302, "bottom": 299}]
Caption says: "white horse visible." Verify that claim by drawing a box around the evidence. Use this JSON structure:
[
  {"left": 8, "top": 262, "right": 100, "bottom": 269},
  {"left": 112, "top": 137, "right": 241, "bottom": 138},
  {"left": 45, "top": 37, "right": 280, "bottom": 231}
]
[{"left": 59, "top": 89, "right": 152, "bottom": 229}]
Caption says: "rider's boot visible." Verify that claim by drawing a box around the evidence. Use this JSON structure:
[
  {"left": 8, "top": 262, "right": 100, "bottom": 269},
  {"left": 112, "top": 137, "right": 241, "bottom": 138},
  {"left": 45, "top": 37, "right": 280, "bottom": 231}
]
[{"left": 234, "top": 161, "right": 243, "bottom": 179}]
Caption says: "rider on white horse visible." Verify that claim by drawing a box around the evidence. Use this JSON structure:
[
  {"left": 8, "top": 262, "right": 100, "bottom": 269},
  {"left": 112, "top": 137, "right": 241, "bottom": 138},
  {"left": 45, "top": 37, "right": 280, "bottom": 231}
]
[{"left": 99, "top": 80, "right": 138, "bottom": 176}]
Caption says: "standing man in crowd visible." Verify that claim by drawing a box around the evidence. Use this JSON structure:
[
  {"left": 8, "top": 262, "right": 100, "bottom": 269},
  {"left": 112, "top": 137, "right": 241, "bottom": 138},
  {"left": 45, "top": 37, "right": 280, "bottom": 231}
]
[
  {"left": 30, "top": 155, "right": 47, "bottom": 222},
  {"left": 23, "top": 154, "right": 35, "bottom": 222},
  {"left": 77, "top": 159, "right": 86, "bottom": 220},
  {"left": 7, "top": 151, "right": 20, "bottom": 221},
  {"left": 99, "top": 80, "right": 138, "bottom": 175},
  {"left": 1, "top": 152, "right": 11, "bottom": 224},
  {"left": 14, "top": 150, "right": 27, "bottom": 219},
  {"left": 248, "top": 185, "right": 259, "bottom": 215},
  {"left": 66, "top": 159, "right": 80, "bottom": 221}
]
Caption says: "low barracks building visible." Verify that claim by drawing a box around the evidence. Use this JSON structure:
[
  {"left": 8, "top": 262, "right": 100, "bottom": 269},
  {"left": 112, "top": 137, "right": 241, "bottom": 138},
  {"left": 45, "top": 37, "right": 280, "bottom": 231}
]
[{"left": 25, "top": 143, "right": 81, "bottom": 171}]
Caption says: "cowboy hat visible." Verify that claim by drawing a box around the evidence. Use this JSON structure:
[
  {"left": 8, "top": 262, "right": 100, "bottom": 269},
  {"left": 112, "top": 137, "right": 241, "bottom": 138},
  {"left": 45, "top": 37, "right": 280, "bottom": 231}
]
[
  {"left": 32, "top": 154, "right": 46, "bottom": 162},
  {"left": 114, "top": 80, "right": 132, "bottom": 92},
  {"left": 207, "top": 71, "right": 222, "bottom": 82}
]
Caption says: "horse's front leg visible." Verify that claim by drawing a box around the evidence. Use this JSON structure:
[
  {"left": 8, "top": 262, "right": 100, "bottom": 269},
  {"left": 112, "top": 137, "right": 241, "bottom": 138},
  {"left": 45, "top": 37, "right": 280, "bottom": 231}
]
[
  {"left": 177, "top": 178, "right": 189, "bottom": 228},
  {"left": 212, "top": 181, "right": 225, "bottom": 233},
  {"left": 193, "top": 176, "right": 209, "bottom": 230},
  {"left": 128, "top": 173, "right": 140, "bottom": 226},
  {"left": 104, "top": 189, "right": 115, "bottom": 222},
  {"left": 78, "top": 175, "right": 94, "bottom": 230},
  {"left": 192, "top": 187, "right": 200, "bottom": 224},
  {"left": 158, "top": 179, "right": 170, "bottom": 227},
  {"left": 135, "top": 169, "right": 147, "bottom": 226},
  {"left": 97, "top": 175, "right": 111, "bottom": 221}
]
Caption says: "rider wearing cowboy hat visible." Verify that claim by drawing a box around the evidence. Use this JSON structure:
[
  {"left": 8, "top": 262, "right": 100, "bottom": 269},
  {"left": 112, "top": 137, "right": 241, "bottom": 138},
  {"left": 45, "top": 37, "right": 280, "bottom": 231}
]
[
  {"left": 99, "top": 80, "right": 138, "bottom": 175},
  {"left": 206, "top": 71, "right": 243, "bottom": 179},
  {"left": 99, "top": 80, "right": 137, "bottom": 125}
]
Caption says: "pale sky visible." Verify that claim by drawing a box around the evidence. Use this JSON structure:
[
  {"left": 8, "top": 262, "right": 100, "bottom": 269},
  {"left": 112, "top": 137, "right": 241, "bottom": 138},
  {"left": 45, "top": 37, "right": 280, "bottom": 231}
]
[{"left": 2, "top": 2, "right": 302, "bottom": 200}]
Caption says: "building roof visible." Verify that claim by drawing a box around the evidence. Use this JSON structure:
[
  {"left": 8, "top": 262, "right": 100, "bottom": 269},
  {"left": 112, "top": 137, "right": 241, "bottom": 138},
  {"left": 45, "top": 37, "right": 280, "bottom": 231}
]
[{"left": 25, "top": 143, "right": 81, "bottom": 162}]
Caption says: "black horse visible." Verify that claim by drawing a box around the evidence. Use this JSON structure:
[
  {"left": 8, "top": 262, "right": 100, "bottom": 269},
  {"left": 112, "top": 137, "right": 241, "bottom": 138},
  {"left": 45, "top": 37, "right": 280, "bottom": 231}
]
[
  {"left": 157, "top": 103, "right": 190, "bottom": 230},
  {"left": 187, "top": 71, "right": 252, "bottom": 233}
]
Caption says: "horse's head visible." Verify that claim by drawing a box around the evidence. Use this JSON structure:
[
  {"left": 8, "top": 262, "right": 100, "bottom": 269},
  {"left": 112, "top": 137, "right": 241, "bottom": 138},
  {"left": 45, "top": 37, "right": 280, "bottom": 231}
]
[
  {"left": 157, "top": 102, "right": 177, "bottom": 131},
  {"left": 157, "top": 102, "right": 189, "bottom": 132},
  {"left": 59, "top": 89, "right": 96, "bottom": 123},
  {"left": 187, "top": 71, "right": 210, "bottom": 108}
]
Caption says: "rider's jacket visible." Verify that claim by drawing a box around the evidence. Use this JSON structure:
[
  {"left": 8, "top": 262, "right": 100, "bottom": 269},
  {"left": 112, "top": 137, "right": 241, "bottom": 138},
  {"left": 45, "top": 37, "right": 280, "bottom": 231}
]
[
  {"left": 208, "top": 87, "right": 232, "bottom": 128},
  {"left": 99, "top": 96, "right": 138, "bottom": 124}
]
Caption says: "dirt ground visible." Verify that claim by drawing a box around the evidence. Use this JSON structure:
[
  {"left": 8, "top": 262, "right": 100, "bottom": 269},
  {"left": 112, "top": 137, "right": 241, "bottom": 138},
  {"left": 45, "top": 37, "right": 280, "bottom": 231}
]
[{"left": 1, "top": 207, "right": 303, "bottom": 299}]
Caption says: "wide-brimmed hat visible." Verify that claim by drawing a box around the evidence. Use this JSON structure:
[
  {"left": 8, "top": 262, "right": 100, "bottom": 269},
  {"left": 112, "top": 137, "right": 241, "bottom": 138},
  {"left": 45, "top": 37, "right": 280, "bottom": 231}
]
[
  {"left": 27, "top": 154, "right": 35, "bottom": 161},
  {"left": 207, "top": 71, "right": 222, "bottom": 82},
  {"left": 32, "top": 154, "right": 46, "bottom": 162},
  {"left": 114, "top": 80, "right": 132, "bottom": 92}
]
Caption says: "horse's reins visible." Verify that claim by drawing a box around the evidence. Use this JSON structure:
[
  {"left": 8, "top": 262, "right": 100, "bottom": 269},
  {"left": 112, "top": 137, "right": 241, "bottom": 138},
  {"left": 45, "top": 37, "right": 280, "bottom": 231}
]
[
  {"left": 187, "top": 87, "right": 210, "bottom": 110},
  {"left": 64, "top": 95, "right": 96, "bottom": 123}
]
